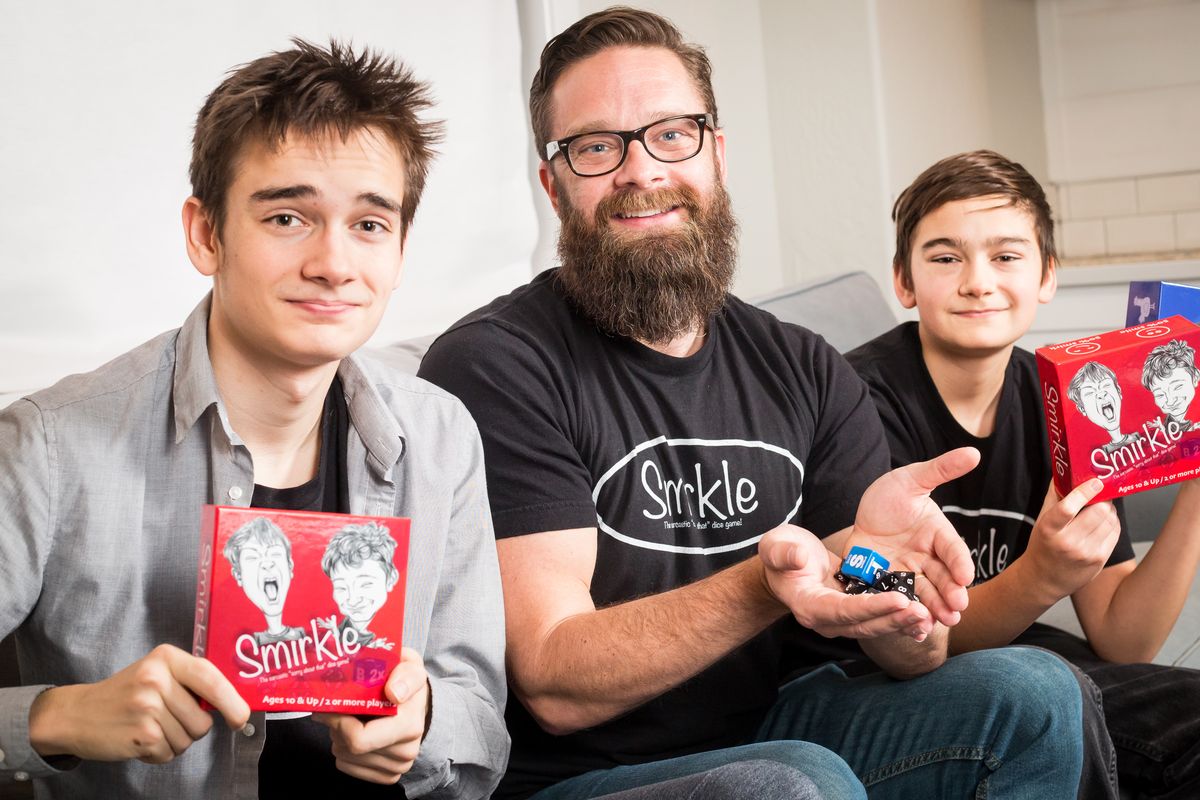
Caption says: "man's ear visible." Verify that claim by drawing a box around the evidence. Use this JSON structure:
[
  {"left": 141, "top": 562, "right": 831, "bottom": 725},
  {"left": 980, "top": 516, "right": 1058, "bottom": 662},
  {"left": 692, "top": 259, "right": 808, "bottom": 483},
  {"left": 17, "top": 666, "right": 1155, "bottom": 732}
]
[
  {"left": 893, "top": 263, "right": 917, "bottom": 309},
  {"left": 183, "top": 197, "right": 219, "bottom": 277},
  {"left": 1038, "top": 256, "right": 1058, "bottom": 304},
  {"left": 538, "top": 161, "right": 561, "bottom": 214},
  {"left": 712, "top": 126, "right": 727, "bottom": 184}
]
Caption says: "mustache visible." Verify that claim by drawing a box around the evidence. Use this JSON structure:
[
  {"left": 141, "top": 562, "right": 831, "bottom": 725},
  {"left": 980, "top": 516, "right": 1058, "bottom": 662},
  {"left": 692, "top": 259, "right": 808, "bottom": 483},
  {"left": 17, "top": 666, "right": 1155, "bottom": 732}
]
[{"left": 594, "top": 186, "right": 701, "bottom": 222}]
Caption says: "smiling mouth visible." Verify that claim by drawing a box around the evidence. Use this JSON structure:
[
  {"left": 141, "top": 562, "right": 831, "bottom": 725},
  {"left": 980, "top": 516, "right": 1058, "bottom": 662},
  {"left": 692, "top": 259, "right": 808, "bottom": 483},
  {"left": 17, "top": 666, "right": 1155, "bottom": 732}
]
[{"left": 614, "top": 206, "right": 677, "bottom": 220}]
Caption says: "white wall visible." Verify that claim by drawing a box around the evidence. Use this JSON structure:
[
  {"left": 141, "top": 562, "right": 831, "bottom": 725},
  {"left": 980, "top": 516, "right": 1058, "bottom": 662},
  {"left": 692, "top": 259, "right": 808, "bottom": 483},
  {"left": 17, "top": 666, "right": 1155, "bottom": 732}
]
[
  {"left": 0, "top": 2, "right": 537, "bottom": 395},
  {"left": 1038, "top": 0, "right": 1200, "bottom": 261},
  {"left": 759, "top": 0, "right": 893, "bottom": 292}
]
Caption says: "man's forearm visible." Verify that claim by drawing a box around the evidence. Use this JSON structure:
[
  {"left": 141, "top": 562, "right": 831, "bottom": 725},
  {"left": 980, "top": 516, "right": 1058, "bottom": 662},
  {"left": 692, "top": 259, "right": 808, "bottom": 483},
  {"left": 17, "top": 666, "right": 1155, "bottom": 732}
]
[{"left": 513, "top": 556, "right": 788, "bottom": 734}]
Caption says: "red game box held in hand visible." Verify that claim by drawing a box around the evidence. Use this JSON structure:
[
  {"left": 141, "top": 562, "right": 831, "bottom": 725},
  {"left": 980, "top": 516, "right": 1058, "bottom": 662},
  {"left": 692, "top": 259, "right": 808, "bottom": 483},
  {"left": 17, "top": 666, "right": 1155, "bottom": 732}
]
[
  {"left": 193, "top": 506, "right": 410, "bottom": 715},
  {"left": 1036, "top": 316, "right": 1200, "bottom": 503}
]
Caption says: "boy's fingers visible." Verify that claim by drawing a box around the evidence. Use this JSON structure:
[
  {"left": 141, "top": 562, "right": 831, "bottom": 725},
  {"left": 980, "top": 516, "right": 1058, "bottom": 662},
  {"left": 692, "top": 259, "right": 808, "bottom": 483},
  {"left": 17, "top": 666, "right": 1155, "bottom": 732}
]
[
  {"left": 161, "top": 674, "right": 216, "bottom": 742},
  {"left": 1060, "top": 479, "right": 1104, "bottom": 518},
  {"left": 167, "top": 648, "right": 250, "bottom": 729}
]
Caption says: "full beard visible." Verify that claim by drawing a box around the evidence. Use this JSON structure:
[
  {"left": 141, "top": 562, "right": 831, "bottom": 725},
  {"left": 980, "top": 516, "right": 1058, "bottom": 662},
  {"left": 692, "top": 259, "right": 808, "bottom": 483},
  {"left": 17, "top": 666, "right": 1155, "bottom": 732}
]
[{"left": 553, "top": 179, "right": 739, "bottom": 345}]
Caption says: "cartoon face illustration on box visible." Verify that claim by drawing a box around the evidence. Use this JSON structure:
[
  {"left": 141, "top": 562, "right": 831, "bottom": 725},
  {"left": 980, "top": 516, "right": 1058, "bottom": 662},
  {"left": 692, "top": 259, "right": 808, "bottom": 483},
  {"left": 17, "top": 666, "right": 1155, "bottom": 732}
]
[
  {"left": 222, "top": 517, "right": 307, "bottom": 646},
  {"left": 1067, "top": 362, "right": 1145, "bottom": 454},
  {"left": 1142, "top": 340, "right": 1200, "bottom": 433},
  {"left": 321, "top": 521, "right": 400, "bottom": 651}
]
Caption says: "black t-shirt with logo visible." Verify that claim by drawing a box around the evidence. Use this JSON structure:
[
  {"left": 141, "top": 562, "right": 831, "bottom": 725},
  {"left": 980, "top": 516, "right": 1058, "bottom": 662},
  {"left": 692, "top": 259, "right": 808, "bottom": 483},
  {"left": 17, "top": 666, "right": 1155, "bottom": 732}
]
[
  {"left": 846, "top": 322, "right": 1133, "bottom": 586},
  {"left": 419, "top": 269, "right": 889, "bottom": 799}
]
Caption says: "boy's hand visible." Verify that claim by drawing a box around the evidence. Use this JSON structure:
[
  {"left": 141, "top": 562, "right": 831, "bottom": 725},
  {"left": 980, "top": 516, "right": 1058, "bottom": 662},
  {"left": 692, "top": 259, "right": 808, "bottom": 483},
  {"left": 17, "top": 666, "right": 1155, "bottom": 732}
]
[
  {"left": 1023, "top": 479, "right": 1121, "bottom": 602},
  {"left": 28, "top": 644, "right": 250, "bottom": 763},
  {"left": 760, "top": 526, "right": 933, "bottom": 640},
  {"left": 847, "top": 447, "right": 981, "bottom": 627},
  {"left": 312, "top": 648, "right": 429, "bottom": 784}
]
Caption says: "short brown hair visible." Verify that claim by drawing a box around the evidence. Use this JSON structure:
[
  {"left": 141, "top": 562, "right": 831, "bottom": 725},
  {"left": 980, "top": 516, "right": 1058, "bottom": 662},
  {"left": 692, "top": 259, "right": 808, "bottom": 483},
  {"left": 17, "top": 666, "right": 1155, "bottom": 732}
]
[
  {"left": 892, "top": 150, "right": 1056, "bottom": 290},
  {"left": 190, "top": 38, "right": 442, "bottom": 238},
  {"left": 529, "top": 6, "right": 718, "bottom": 156}
]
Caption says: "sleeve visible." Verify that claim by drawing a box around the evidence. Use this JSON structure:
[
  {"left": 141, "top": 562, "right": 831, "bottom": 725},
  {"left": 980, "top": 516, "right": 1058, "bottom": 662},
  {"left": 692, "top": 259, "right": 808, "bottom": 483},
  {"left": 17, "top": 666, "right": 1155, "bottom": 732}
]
[
  {"left": 418, "top": 322, "right": 597, "bottom": 538},
  {"left": 797, "top": 342, "right": 891, "bottom": 537},
  {"left": 402, "top": 409, "right": 509, "bottom": 799},
  {"left": 0, "top": 400, "right": 73, "bottom": 780}
]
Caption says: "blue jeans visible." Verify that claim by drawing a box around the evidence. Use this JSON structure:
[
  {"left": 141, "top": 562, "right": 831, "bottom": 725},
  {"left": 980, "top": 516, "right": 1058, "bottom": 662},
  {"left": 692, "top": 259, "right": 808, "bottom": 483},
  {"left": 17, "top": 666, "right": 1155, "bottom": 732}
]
[{"left": 530, "top": 647, "right": 1084, "bottom": 800}]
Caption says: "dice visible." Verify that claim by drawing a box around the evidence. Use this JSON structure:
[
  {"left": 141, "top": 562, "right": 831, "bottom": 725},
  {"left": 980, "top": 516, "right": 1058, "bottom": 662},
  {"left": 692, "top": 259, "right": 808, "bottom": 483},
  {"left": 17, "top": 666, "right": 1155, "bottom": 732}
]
[{"left": 839, "top": 546, "right": 890, "bottom": 585}]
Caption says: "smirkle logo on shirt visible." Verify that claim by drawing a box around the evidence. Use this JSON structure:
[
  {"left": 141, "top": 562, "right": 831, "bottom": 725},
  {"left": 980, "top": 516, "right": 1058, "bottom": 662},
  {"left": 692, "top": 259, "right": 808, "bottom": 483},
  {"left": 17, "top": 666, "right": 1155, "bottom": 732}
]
[
  {"left": 941, "top": 505, "right": 1033, "bottom": 583},
  {"left": 592, "top": 436, "right": 805, "bottom": 555}
]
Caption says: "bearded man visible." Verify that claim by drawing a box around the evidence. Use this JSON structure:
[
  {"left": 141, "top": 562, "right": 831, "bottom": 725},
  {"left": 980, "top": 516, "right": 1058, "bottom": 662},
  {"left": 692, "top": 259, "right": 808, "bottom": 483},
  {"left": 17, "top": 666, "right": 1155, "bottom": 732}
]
[{"left": 418, "top": 8, "right": 1095, "bottom": 800}]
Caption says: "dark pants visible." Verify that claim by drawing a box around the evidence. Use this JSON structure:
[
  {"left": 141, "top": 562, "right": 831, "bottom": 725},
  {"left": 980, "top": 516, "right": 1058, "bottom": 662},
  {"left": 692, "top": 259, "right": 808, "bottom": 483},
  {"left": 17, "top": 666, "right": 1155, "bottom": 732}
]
[{"left": 1016, "top": 623, "right": 1200, "bottom": 800}]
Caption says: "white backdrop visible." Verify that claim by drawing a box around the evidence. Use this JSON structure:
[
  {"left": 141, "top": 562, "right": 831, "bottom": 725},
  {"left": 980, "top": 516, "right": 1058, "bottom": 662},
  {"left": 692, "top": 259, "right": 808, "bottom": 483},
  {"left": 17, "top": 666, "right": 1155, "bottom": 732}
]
[{"left": 0, "top": 2, "right": 538, "bottom": 395}]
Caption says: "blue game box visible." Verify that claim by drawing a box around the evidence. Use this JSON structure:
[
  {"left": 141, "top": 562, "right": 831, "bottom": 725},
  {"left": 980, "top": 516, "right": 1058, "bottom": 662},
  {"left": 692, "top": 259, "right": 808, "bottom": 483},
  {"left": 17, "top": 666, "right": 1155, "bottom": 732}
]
[{"left": 1127, "top": 281, "right": 1200, "bottom": 327}]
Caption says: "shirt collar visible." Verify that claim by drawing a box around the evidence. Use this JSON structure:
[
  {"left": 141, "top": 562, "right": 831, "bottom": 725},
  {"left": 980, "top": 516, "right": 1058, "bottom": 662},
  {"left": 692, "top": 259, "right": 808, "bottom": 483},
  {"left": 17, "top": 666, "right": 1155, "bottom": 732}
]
[
  {"left": 338, "top": 354, "right": 407, "bottom": 476},
  {"left": 172, "top": 293, "right": 235, "bottom": 445},
  {"left": 170, "top": 293, "right": 406, "bottom": 472}
]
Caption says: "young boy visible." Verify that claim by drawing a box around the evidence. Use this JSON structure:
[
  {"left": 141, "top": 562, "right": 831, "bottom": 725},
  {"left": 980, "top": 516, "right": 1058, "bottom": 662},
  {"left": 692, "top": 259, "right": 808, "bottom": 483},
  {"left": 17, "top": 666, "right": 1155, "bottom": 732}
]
[{"left": 847, "top": 149, "right": 1200, "bottom": 798}]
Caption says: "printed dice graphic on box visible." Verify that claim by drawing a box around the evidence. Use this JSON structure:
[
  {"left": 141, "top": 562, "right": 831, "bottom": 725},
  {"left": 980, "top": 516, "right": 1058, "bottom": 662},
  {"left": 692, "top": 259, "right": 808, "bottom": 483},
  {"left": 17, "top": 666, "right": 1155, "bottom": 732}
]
[
  {"left": 1036, "top": 316, "right": 1200, "bottom": 503},
  {"left": 194, "top": 506, "right": 410, "bottom": 715}
]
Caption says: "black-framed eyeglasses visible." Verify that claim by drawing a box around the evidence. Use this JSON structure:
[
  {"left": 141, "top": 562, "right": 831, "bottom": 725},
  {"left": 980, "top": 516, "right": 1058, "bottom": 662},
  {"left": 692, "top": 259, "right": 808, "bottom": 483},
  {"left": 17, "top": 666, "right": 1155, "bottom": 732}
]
[{"left": 544, "top": 113, "right": 712, "bottom": 177}]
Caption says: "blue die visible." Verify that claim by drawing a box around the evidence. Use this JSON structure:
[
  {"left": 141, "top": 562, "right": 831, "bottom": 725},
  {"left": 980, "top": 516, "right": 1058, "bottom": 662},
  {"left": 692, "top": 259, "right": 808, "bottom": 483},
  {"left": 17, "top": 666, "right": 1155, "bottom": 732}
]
[{"left": 840, "top": 546, "right": 889, "bottom": 584}]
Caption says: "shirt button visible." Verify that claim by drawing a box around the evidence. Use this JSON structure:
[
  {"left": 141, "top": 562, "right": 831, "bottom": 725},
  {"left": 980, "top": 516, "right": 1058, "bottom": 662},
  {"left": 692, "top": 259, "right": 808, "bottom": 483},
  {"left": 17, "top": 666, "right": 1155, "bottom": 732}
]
[
  {"left": 14, "top": 771, "right": 30, "bottom": 781},
  {"left": 241, "top": 722, "right": 256, "bottom": 737},
  {"left": 228, "top": 486, "right": 243, "bottom": 501}
]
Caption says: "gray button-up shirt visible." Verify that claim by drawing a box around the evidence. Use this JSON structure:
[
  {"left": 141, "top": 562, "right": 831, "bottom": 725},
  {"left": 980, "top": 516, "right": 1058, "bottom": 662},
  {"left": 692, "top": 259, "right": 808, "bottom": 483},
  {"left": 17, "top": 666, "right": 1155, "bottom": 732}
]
[{"left": 0, "top": 297, "right": 509, "bottom": 798}]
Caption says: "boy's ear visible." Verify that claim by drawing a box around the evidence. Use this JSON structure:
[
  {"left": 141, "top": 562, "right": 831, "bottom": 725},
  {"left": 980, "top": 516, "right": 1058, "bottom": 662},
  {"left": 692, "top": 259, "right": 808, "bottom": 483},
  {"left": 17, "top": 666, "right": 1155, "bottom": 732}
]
[
  {"left": 183, "top": 197, "right": 219, "bottom": 277},
  {"left": 1038, "top": 256, "right": 1058, "bottom": 304},
  {"left": 892, "top": 263, "right": 917, "bottom": 309}
]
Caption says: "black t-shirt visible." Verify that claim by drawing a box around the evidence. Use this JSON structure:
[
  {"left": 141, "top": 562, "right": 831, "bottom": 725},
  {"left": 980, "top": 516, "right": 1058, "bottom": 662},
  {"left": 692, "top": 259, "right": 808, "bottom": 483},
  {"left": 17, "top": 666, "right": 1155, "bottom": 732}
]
[
  {"left": 419, "top": 269, "right": 889, "bottom": 799},
  {"left": 249, "top": 378, "right": 403, "bottom": 799},
  {"left": 846, "top": 322, "right": 1134, "bottom": 586}
]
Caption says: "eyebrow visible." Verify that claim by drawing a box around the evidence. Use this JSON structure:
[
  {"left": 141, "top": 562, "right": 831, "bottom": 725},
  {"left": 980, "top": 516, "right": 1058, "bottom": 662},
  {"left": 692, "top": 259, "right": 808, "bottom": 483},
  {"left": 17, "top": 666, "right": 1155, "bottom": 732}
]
[
  {"left": 250, "top": 185, "right": 402, "bottom": 215},
  {"left": 561, "top": 111, "right": 687, "bottom": 138},
  {"left": 920, "top": 235, "right": 1034, "bottom": 251}
]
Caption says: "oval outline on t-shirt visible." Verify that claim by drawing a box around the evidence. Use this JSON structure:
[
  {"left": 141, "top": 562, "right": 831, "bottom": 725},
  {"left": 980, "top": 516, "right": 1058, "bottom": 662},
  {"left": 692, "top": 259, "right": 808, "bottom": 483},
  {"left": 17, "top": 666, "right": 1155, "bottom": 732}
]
[{"left": 591, "top": 436, "right": 805, "bottom": 555}]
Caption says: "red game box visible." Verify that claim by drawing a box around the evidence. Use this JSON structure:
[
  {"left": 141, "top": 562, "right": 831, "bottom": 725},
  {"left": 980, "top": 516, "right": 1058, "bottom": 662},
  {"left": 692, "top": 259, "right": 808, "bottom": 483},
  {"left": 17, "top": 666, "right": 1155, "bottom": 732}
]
[
  {"left": 193, "top": 506, "right": 410, "bottom": 715},
  {"left": 1036, "top": 315, "right": 1200, "bottom": 503}
]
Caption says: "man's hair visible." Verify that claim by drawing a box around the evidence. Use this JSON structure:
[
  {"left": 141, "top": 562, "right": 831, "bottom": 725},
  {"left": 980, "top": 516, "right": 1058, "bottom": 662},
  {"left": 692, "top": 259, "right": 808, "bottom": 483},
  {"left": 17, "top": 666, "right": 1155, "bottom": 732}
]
[
  {"left": 1067, "top": 361, "right": 1120, "bottom": 411},
  {"left": 190, "top": 38, "right": 443, "bottom": 239},
  {"left": 321, "top": 521, "right": 400, "bottom": 585},
  {"left": 529, "top": 6, "right": 717, "bottom": 156},
  {"left": 1142, "top": 339, "right": 1200, "bottom": 389},
  {"left": 223, "top": 517, "right": 292, "bottom": 579},
  {"left": 891, "top": 150, "right": 1056, "bottom": 290}
]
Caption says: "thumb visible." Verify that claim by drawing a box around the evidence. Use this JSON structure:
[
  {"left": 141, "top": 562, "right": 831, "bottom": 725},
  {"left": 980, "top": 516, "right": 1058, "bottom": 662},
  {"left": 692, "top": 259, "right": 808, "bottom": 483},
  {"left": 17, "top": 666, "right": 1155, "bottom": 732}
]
[
  {"left": 384, "top": 648, "right": 426, "bottom": 705},
  {"left": 902, "top": 447, "right": 981, "bottom": 493},
  {"left": 1053, "top": 478, "right": 1105, "bottom": 524},
  {"left": 758, "top": 526, "right": 817, "bottom": 573}
]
